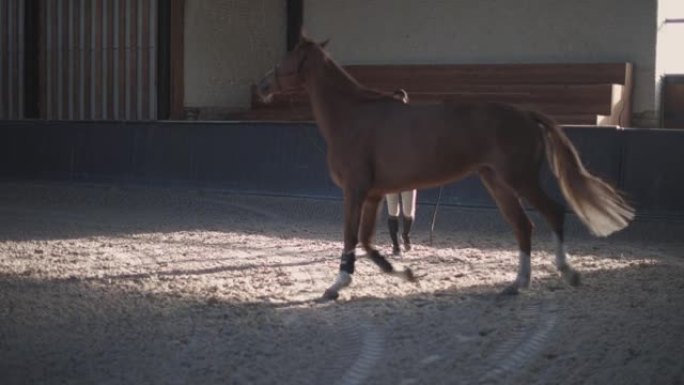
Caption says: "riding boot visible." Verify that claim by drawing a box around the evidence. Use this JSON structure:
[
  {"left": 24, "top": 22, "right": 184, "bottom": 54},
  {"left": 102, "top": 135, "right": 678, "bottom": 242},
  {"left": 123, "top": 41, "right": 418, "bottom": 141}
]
[
  {"left": 388, "top": 216, "right": 401, "bottom": 256},
  {"left": 402, "top": 216, "right": 413, "bottom": 252}
]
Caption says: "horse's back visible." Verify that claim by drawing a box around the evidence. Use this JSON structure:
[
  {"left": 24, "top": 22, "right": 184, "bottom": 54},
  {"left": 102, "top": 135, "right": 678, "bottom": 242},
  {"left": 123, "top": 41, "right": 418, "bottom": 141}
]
[
  {"left": 356, "top": 101, "right": 540, "bottom": 191},
  {"left": 359, "top": 103, "right": 487, "bottom": 190}
]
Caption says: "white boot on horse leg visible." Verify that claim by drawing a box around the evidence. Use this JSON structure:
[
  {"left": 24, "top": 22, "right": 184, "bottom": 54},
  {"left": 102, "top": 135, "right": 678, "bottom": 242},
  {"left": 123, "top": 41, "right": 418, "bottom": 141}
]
[
  {"left": 321, "top": 251, "right": 355, "bottom": 301},
  {"left": 502, "top": 251, "right": 532, "bottom": 295},
  {"left": 322, "top": 271, "right": 352, "bottom": 301},
  {"left": 554, "top": 233, "right": 581, "bottom": 286}
]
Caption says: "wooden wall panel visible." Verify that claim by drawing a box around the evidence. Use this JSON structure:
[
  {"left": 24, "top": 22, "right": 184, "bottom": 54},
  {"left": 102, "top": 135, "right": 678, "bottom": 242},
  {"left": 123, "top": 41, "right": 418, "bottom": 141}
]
[
  {"left": 0, "top": 0, "right": 25, "bottom": 119},
  {"left": 39, "top": 0, "right": 158, "bottom": 120}
]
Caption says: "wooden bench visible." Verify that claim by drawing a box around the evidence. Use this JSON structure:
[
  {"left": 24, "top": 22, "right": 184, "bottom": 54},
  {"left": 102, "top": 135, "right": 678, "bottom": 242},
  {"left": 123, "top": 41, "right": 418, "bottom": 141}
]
[{"left": 236, "top": 63, "right": 632, "bottom": 126}]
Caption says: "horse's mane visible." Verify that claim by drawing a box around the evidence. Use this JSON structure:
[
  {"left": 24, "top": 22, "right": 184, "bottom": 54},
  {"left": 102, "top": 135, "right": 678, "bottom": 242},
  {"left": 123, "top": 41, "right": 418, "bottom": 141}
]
[
  {"left": 310, "top": 42, "right": 408, "bottom": 104},
  {"left": 301, "top": 36, "right": 408, "bottom": 105}
]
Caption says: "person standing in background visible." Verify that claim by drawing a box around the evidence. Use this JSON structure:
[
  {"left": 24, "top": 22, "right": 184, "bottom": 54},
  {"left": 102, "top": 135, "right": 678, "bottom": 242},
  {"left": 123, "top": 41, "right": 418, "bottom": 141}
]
[{"left": 386, "top": 190, "right": 417, "bottom": 255}]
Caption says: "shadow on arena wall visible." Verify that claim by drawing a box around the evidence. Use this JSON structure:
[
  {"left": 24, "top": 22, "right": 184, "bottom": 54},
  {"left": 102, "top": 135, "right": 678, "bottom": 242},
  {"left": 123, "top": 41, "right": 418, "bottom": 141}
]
[{"left": 1, "top": 121, "right": 684, "bottom": 216}]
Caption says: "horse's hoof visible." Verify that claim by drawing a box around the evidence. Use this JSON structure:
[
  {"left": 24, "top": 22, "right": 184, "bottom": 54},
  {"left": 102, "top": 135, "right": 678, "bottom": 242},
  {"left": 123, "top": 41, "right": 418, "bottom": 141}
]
[
  {"left": 392, "top": 247, "right": 401, "bottom": 256},
  {"left": 562, "top": 268, "right": 581, "bottom": 287},
  {"left": 320, "top": 289, "right": 339, "bottom": 302},
  {"left": 501, "top": 285, "right": 520, "bottom": 296}
]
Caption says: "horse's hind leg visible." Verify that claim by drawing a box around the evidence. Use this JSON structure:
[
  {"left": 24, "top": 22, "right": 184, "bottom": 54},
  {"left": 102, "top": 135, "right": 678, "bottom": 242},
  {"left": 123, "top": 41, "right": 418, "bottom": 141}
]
[
  {"left": 479, "top": 168, "right": 533, "bottom": 295},
  {"left": 359, "top": 194, "right": 415, "bottom": 282},
  {"left": 516, "top": 183, "right": 581, "bottom": 286}
]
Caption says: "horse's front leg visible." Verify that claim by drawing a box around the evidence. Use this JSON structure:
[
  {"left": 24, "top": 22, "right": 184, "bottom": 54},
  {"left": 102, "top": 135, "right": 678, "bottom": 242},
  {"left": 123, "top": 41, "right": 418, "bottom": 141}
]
[
  {"left": 321, "top": 187, "right": 366, "bottom": 301},
  {"left": 359, "top": 194, "right": 416, "bottom": 282}
]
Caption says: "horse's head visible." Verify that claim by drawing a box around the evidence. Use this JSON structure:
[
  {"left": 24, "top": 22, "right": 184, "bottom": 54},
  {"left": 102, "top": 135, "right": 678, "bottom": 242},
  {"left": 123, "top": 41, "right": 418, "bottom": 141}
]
[{"left": 256, "top": 35, "right": 329, "bottom": 103}]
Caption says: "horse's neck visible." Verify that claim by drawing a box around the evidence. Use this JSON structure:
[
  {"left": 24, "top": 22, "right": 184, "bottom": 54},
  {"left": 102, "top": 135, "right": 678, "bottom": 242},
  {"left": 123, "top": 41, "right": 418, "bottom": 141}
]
[
  {"left": 306, "top": 60, "right": 361, "bottom": 101},
  {"left": 305, "top": 60, "right": 363, "bottom": 140},
  {"left": 306, "top": 58, "right": 397, "bottom": 104}
]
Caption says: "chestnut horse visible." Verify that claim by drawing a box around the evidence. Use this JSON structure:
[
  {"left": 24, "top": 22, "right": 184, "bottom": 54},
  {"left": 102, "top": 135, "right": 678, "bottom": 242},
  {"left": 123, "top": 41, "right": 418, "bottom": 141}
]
[{"left": 256, "top": 36, "right": 634, "bottom": 301}]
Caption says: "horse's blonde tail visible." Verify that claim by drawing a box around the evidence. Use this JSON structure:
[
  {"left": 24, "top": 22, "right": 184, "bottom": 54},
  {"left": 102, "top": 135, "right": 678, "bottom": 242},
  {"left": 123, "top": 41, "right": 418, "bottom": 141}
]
[{"left": 532, "top": 112, "right": 634, "bottom": 236}]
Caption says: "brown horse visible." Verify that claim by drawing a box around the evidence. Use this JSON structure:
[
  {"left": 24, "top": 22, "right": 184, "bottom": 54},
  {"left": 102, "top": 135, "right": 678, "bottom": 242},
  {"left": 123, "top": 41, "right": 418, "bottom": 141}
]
[{"left": 256, "top": 35, "right": 634, "bottom": 301}]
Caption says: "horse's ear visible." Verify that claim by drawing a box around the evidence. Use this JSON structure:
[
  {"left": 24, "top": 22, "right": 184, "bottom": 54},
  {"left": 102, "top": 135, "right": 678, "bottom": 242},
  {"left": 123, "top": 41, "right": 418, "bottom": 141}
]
[{"left": 319, "top": 39, "right": 330, "bottom": 48}]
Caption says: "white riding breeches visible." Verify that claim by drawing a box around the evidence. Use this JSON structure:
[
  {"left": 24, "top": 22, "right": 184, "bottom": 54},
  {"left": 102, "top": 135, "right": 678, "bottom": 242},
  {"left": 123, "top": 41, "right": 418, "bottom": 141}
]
[{"left": 386, "top": 190, "right": 417, "bottom": 218}]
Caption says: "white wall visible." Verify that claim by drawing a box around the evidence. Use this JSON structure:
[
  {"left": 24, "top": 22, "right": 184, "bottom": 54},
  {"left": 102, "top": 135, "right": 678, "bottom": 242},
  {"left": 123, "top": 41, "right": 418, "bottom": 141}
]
[
  {"left": 656, "top": 0, "right": 684, "bottom": 84},
  {"left": 304, "top": 0, "right": 659, "bottom": 125},
  {"left": 182, "top": 0, "right": 660, "bottom": 125},
  {"left": 184, "top": 0, "right": 286, "bottom": 118}
]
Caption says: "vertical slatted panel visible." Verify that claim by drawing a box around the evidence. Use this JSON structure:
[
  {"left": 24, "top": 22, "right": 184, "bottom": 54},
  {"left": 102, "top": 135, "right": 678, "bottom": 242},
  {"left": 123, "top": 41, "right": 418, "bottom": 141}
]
[
  {"left": 18, "top": 0, "right": 24, "bottom": 118},
  {"left": 1, "top": 0, "right": 7, "bottom": 118},
  {"left": 105, "top": 0, "right": 113, "bottom": 118},
  {"left": 93, "top": 0, "right": 102, "bottom": 119},
  {"left": 140, "top": 0, "right": 150, "bottom": 119},
  {"left": 117, "top": 0, "right": 125, "bottom": 119},
  {"left": 124, "top": 0, "right": 130, "bottom": 119},
  {"left": 40, "top": 0, "right": 157, "bottom": 120},
  {"left": 39, "top": 0, "right": 46, "bottom": 119},
  {"left": 83, "top": 0, "right": 91, "bottom": 119},
  {"left": 59, "top": 0, "right": 66, "bottom": 117},
  {"left": 128, "top": 0, "right": 137, "bottom": 119},
  {"left": 72, "top": 0, "right": 79, "bottom": 120},
  {"left": 148, "top": 0, "right": 157, "bottom": 119},
  {"left": 0, "top": 0, "right": 25, "bottom": 119}
]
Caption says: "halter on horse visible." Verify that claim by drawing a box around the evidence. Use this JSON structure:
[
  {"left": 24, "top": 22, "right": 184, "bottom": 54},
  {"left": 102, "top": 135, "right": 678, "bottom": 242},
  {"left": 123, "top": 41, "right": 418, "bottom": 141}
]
[{"left": 257, "top": 35, "right": 634, "bottom": 301}]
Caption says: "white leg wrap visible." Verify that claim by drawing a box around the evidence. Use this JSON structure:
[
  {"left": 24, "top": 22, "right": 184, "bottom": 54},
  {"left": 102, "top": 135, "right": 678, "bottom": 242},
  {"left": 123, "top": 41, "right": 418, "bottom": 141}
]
[
  {"left": 552, "top": 233, "right": 568, "bottom": 268},
  {"left": 328, "top": 271, "right": 352, "bottom": 293},
  {"left": 517, "top": 251, "right": 531, "bottom": 286}
]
